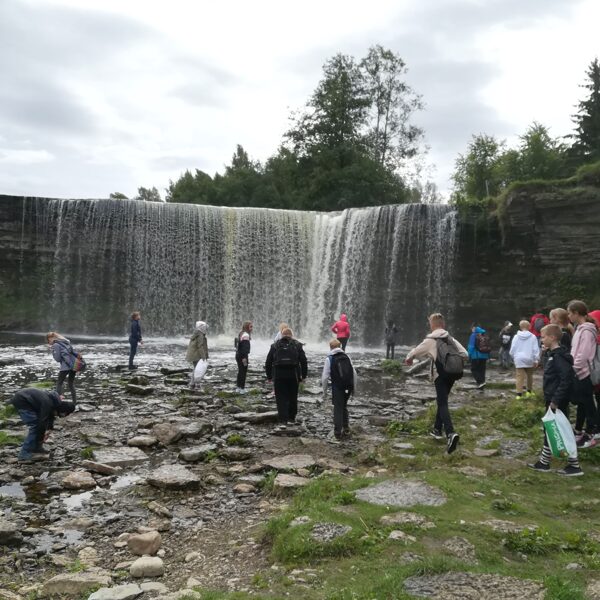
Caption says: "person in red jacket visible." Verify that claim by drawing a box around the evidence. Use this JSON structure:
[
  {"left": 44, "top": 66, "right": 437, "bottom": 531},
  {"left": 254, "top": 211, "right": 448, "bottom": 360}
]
[
  {"left": 331, "top": 313, "right": 350, "bottom": 351},
  {"left": 530, "top": 312, "right": 549, "bottom": 347}
]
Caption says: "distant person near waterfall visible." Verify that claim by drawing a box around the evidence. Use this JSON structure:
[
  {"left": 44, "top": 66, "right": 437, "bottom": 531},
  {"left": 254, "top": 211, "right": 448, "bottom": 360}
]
[
  {"left": 186, "top": 321, "right": 209, "bottom": 390},
  {"left": 467, "top": 324, "right": 490, "bottom": 389},
  {"left": 235, "top": 321, "right": 253, "bottom": 394},
  {"left": 498, "top": 321, "right": 514, "bottom": 370},
  {"left": 405, "top": 312, "right": 467, "bottom": 454},
  {"left": 128, "top": 311, "right": 143, "bottom": 370},
  {"left": 47, "top": 331, "right": 84, "bottom": 404},
  {"left": 385, "top": 321, "right": 399, "bottom": 359},
  {"left": 331, "top": 313, "right": 350, "bottom": 351}
]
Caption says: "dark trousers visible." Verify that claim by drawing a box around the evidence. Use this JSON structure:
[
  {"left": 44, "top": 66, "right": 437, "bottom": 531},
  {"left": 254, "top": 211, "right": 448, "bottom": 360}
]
[
  {"left": 18, "top": 409, "right": 40, "bottom": 458},
  {"left": 434, "top": 376, "right": 455, "bottom": 435},
  {"left": 332, "top": 386, "right": 350, "bottom": 436},
  {"left": 129, "top": 339, "right": 138, "bottom": 367},
  {"left": 57, "top": 370, "right": 76, "bottom": 404},
  {"left": 338, "top": 337, "right": 348, "bottom": 351},
  {"left": 573, "top": 376, "right": 596, "bottom": 433},
  {"left": 274, "top": 378, "right": 299, "bottom": 422},
  {"left": 236, "top": 357, "right": 248, "bottom": 389},
  {"left": 470, "top": 359, "right": 487, "bottom": 385},
  {"left": 386, "top": 343, "right": 395, "bottom": 359}
]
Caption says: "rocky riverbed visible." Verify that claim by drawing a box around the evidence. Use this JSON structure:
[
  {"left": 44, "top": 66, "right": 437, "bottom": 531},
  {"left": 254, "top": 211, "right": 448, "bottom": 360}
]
[{"left": 0, "top": 335, "right": 534, "bottom": 599}]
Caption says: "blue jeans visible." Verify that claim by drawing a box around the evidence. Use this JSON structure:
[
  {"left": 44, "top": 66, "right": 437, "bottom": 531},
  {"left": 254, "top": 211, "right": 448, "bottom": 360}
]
[
  {"left": 18, "top": 409, "right": 39, "bottom": 459},
  {"left": 129, "top": 339, "right": 138, "bottom": 367}
]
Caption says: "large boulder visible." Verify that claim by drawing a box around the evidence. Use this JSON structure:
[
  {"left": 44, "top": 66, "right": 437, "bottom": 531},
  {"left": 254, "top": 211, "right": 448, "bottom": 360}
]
[
  {"left": 42, "top": 572, "right": 111, "bottom": 597},
  {"left": 127, "top": 531, "right": 162, "bottom": 556},
  {"left": 129, "top": 556, "right": 164, "bottom": 578},
  {"left": 62, "top": 471, "right": 96, "bottom": 490},
  {"left": 146, "top": 465, "right": 201, "bottom": 490}
]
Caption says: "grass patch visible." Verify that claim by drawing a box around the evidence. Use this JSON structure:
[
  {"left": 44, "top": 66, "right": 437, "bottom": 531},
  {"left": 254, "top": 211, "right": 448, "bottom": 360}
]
[
  {"left": 30, "top": 380, "right": 55, "bottom": 390},
  {"left": 226, "top": 433, "right": 248, "bottom": 447},
  {"left": 80, "top": 446, "right": 96, "bottom": 459},
  {"left": 0, "top": 403, "right": 17, "bottom": 421},
  {"left": 381, "top": 359, "right": 403, "bottom": 376},
  {"left": 0, "top": 431, "right": 22, "bottom": 446}
]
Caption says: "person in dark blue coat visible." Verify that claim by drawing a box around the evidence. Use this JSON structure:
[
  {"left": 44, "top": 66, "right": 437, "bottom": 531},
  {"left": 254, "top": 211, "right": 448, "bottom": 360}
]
[
  {"left": 467, "top": 324, "right": 491, "bottom": 389},
  {"left": 129, "top": 311, "right": 143, "bottom": 369}
]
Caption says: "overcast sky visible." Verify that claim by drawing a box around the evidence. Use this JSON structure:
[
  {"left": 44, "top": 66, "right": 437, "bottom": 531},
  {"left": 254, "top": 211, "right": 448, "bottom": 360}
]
[{"left": 1, "top": 0, "right": 598, "bottom": 201}]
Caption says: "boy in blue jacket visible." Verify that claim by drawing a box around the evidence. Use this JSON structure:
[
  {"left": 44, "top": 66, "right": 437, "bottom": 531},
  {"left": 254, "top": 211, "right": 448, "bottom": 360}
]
[{"left": 468, "top": 324, "right": 490, "bottom": 389}]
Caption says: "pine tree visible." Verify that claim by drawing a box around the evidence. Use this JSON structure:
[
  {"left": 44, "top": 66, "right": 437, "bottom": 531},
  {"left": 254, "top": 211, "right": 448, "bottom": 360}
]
[{"left": 571, "top": 58, "right": 600, "bottom": 164}]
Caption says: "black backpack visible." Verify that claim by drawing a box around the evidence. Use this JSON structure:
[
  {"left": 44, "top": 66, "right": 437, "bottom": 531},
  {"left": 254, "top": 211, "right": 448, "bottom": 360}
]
[
  {"left": 273, "top": 338, "right": 299, "bottom": 368},
  {"left": 436, "top": 336, "right": 464, "bottom": 379},
  {"left": 329, "top": 352, "right": 354, "bottom": 392}
]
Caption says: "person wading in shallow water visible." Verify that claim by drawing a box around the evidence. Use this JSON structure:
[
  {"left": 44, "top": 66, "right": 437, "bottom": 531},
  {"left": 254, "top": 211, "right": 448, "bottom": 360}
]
[{"left": 128, "top": 311, "right": 143, "bottom": 370}]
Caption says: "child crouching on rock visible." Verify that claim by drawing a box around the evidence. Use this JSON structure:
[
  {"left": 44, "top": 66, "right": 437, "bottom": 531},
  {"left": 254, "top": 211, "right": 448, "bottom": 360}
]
[
  {"left": 528, "top": 324, "right": 581, "bottom": 476},
  {"left": 405, "top": 313, "right": 468, "bottom": 454}
]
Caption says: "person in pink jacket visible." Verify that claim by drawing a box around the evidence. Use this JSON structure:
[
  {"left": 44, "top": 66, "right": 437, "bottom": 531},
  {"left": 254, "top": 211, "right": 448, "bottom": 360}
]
[
  {"left": 331, "top": 313, "right": 351, "bottom": 351},
  {"left": 567, "top": 300, "right": 599, "bottom": 449}
]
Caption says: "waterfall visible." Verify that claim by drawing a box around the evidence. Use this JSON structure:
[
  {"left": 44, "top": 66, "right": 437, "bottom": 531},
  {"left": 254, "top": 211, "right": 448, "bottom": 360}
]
[{"left": 16, "top": 197, "right": 457, "bottom": 345}]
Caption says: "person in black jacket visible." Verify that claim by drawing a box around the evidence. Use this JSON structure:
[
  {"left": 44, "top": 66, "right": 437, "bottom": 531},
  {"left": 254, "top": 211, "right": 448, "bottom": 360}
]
[
  {"left": 528, "top": 324, "right": 581, "bottom": 476},
  {"left": 128, "top": 311, "right": 143, "bottom": 370},
  {"left": 265, "top": 328, "right": 307, "bottom": 425},
  {"left": 235, "top": 321, "right": 253, "bottom": 394},
  {"left": 8, "top": 388, "right": 75, "bottom": 461}
]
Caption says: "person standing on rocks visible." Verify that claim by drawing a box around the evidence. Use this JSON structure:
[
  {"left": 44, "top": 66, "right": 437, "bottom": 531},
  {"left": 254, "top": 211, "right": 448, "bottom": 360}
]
[
  {"left": 530, "top": 311, "right": 549, "bottom": 348},
  {"left": 405, "top": 313, "right": 467, "bottom": 454},
  {"left": 128, "top": 311, "right": 143, "bottom": 370},
  {"left": 385, "top": 321, "right": 399, "bottom": 359},
  {"left": 47, "top": 331, "right": 80, "bottom": 404},
  {"left": 235, "top": 321, "right": 253, "bottom": 394},
  {"left": 186, "top": 321, "right": 209, "bottom": 389},
  {"left": 7, "top": 388, "right": 75, "bottom": 461},
  {"left": 321, "top": 338, "right": 357, "bottom": 442},
  {"left": 331, "top": 313, "right": 350, "bottom": 351},
  {"left": 509, "top": 320, "right": 540, "bottom": 398},
  {"left": 498, "top": 321, "right": 514, "bottom": 370},
  {"left": 265, "top": 327, "right": 307, "bottom": 426},
  {"left": 467, "top": 324, "right": 491, "bottom": 389}
]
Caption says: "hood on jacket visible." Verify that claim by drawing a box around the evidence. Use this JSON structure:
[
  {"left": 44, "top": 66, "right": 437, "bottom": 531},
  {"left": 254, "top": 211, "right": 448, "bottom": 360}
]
[
  {"left": 54, "top": 338, "right": 71, "bottom": 347},
  {"left": 516, "top": 330, "right": 534, "bottom": 340},
  {"left": 549, "top": 345, "right": 574, "bottom": 365},
  {"left": 473, "top": 326, "right": 486, "bottom": 334},
  {"left": 426, "top": 329, "right": 449, "bottom": 340},
  {"left": 340, "top": 314, "right": 348, "bottom": 322},
  {"left": 195, "top": 321, "right": 208, "bottom": 334},
  {"left": 577, "top": 321, "right": 598, "bottom": 336},
  {"left": 328, "top": 347, "right": 346, "bottom": 356}
]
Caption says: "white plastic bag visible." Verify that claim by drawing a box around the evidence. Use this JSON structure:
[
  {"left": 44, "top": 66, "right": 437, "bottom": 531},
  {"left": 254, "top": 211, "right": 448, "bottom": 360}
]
[
  {"left": 193, "top": 359, "right": 208, "bottom": 382},
  {"left": 542, "top": 407, "right": 577, "bottom": 459}
]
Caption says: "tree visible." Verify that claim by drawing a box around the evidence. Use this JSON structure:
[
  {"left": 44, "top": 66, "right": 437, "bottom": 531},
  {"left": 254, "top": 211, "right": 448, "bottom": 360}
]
[
  {"left": 570, "top": 58, "right": 600, "bottom": 164},
  {"left": 109, "top": 192, "right": 128, "bottom": 200},
  {"left": 136, "top": 186, "right": 162, "bottom": 202},
  {"left": 165, "top": 170, "right": 215, "bottom": 204}
]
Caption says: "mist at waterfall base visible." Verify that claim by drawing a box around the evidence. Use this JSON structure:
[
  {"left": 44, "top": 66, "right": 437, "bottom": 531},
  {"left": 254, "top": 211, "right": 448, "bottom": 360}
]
[{"left": 13, "top": 198, "right": 457, "bottom": 346}]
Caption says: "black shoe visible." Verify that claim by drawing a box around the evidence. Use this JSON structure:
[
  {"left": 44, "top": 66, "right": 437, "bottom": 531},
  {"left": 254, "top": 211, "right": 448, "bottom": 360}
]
[
  {"left": 527, "top": 461, "right": 550, "bottom": 472},
  {"left": 429, "top": 429, "right": 444, "bottom": 440},
  {"left": 557, "top": 465, "right": 584, "bottom": 477},
  {"left": 447, "top": 433, "right": 460, "bottom": 454},
  {"left": 129, "top": 365, "right": 138, "bottom": 370}
]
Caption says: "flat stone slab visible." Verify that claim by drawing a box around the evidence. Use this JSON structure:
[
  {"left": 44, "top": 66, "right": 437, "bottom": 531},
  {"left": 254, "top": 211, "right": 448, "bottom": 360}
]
[
  {"left": 147, "top": 464, "right": 201, "bottom": 490},
  {"left": 0, "top": 518, "right": 22, "bottom": 546},
  {"left": 179, "top": 444, "right": 218, "bottom": 462},
  {"left": 127, "top": 435, "right": 158, "bottom": 447},
  {"left": 273, "top": 473, "right": 309, "bottom": 490},
  {"left": 355, "top": 479, "right": 446, "bottom": 508},
  {"left": 62, "top": 471, "right": 96, "bottom": 490},
  {"left": 404, "top": 572, "right": 544, "bottom": 599},
  {"left": 42, "top": 572, "right": 112, "bottom": 597},
  {"left": 233, "top": 411, "right": 279, "bottom": 424},
  {"left": 93, "top": 447, "right": 149, "bottom": 467},
  {"left": 380, "top": 511, "right": 435, "bottom": 529},
  {"left": 262, "top": 454, "right": 316, "bottom": 472},
  {"left": 81, "top": 460, "right": 122, "bottom": 475},
  {"left": 126, "top": 384, "right": 154, "bottom": 396},
  {"left": 310, "top": 522, "right": 352, "bottom": 543},
  {"left": 89, "top": 584, "right": 143, "bottom": 600}
]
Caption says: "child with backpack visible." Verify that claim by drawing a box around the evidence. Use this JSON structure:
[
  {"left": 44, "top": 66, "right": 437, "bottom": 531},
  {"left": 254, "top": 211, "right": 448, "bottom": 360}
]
[
  {"left": 509, "top": 320, "right": 540, "bottom": 398},
  {"left": 405, "top": 313, "right": 468, "bottom": 454},
  {"left": 321, "top": 339, "right": 357, "bottom": 442},
  {"left": 467, "top": 324, "right": 491, "bottom": 389},
  {"left": 46, "top": 331, "right": 86, "bottom": 404}
]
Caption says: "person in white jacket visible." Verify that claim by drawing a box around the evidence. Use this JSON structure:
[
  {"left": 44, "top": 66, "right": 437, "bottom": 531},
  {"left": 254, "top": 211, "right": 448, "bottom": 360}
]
[{"left": 509, "top": 320, "right": 540, "bottom": 397}]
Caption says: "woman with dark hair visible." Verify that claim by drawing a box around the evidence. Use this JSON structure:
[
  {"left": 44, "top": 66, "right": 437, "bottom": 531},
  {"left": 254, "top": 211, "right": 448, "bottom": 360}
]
[{"left": 235, "top": 321, "right": 253, "bottom": 394}]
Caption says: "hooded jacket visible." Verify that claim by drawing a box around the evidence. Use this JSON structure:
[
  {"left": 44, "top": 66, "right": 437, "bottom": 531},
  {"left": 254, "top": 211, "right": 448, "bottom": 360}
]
[
  {"left": 571, "top": 321, "right": 598, "bottom": 380},
  {"left": 265, "top": 336, "right": 308, "bottom": 381},
  {"left": 186, "top": 321, "right": 209, "bottom": 362},
  {"left": 321, "top": 347, "right": 358, "bottom": 392},
  {"left": 129, "top": 318, "right": 142, "bottom": 343},
  {"left": 509, "top": 330, "right": 540, "bottom": 368},
  {"left": 590, "top": 310, "right": 600, "bottom": 344},
  {"left": 331, "top": 314, "right": 350, "bottom": 339},
  {"left": 468, "top": 326, "right": 490, "bottom": 360},
  {"left": 530, "top": 314, "right": 549, "bottom": 338},
  {"left": 406, "top": 329, "right": 468, "bottom": 380},
  {"left": 543, "top": 345, "right": 574, "bottom": 408},
  {"left": 51, "top": 338, "right": 75, "bottom": 372}
]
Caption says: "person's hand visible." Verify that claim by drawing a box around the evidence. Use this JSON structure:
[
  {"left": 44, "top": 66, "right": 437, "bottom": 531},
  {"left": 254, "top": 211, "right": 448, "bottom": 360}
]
[
  {"left": 405, "top": 358, "right": 413, "bottom": 366},
  {"left": 550, "top": 401, "right": 557, "bottom": 411},
  {"left": 242, "top": 358, "right": 248, "bottom": 367},
  {"left": 43, "top": 431, "right": 51, "bottom": 442}
]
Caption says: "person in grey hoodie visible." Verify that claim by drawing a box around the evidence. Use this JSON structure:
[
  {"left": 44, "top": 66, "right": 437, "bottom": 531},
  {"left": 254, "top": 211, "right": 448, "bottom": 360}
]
[
  {"left": 46, "top": 331, "right": 78, "bottom": 404},
  {"left": 405, "top": 313, "right": 468, "bottom": 454},
  {"left": 509, "top": 321, "right": 540, "bottom": 397},
  {"left": 186, "top": 321, "right": 209, "bottom": 388}
]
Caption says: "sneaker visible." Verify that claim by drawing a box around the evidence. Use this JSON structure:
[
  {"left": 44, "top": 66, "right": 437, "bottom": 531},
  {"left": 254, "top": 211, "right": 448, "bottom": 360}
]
[
  {"left": 594, "top": 432, "right": 600, "bottom": 441},
  {"left": 429, "top": 429, "right": 444, "bottom": 440},
  {"left": 129, "top": 365, "right": 138, "bottom": 370},
  {"left": 582, "top": 437, "right": 598, "bottom": 449},
  {"left": 18, "top": 453, "right": 34, "bottom": 462},
  {"left": 527, "top": 461, "right": 551, "bottom": 472},
  {"left": 557, "top": 465, "right": 584, "bottom": 477},
  {"left": 31, "top": 452, "right": 50, "bottom": 461},
  {"left": 447, "top": 433, "right": 460, "bottom": 454},
  {"left": 574, "top": 430, "right": 585, "bottom": 442},
  {"left": 576, "top": 433, "right": 592, "bottom": 448},
  {"left": 239, "top": 388, "right": 248, "bottom": 395},
  {"left": 477, "top": 382, "right": 486, "bottom": 390}
]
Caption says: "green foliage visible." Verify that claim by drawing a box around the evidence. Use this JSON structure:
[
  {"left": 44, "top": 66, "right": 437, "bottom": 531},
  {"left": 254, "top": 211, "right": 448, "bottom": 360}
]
[
  {"left": 543, "top": 575, "right": 586, "bottom": 600},
  {"left": 109, "top": 192, "right": 128, "bottom": 200},
  {"left": 80, "top": 446, "right": 95, "bottom": 459},
  {"left": 491, "top": 498, "right": 516, "bottom": 512},
  {"left": 570, "top": 58, "right": 600, "bottom": 165},
  {"left": 30, "top": 380, "right": 55, "bottom": 389},
  {"left": 0, "top": 403, "right": 17, "bottom": 420},
  {"left": 504, "top": 528, "right": 560, "bottom": 556},
  {"left": 226, "top": 433, "right": 247, "bottom": 447},
  {"left": 135, "top": 186, "right": 162, "bottom": 202},
  {"left": 381, "top": 359, "right": 403, "bottom": 376},
  {"left": 0, "top": 431, "right": 22, "bottom": 446},
  {"left": 258, "top": 470, "right": 277, "bottom": 494}
]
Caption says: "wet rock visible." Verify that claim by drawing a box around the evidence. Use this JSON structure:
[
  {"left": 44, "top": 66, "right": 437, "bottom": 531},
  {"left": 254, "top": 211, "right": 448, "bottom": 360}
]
[
  {"left": 126, "top": 384, "right": 154, "bottom": 396},
  {"left": 147, "top": 464, "right": 201, "bottom": 490},
  {"left": 127, "top": 530, "right": 162, "bottom": 556},
  {"left": 62, "top": 471, "right": 96, "bottom": 490},
  {"left": 403, "top": 572, "right": 544, "bottom": 599},
  {"left": 128, "top": 375, "right": 150, "bottom": 386},
  {"left": 262, "top": 454, "right": 316, "bottom": 472},
  {"left": 219, "top": 447, "right": 254, "bottom": 461},
  {"left": 0, "top": 358, "right": 25, "bottom": 366},
  {"left": 233, "top": 483, "right": 257, "bottom": 494},
  {"left": 380, "top": 511, "right": 435, "bottom": 529},
  {"left": 310, "top": 522, "right": 352, "bottom": 543},
  {"left": 147, "top": 501, "right": 172, "bottom": 518},
  {"left": 160, "top": 367, "right": 189, "bottom": 375},
  {"left": 127, "top": 435, "right": 158, "bottom": 448},
  {"left": 274, "top": 474, "right": 309, "bottom": 490},
  {"left": 88, "top": 584, "right": 143, "bottom": 600},
  {"left": 93, "top": 447, "right": 149, "bottom": 467},
  {"left": 355, "top": 479, "right": 446, "bottom": 508},
  {"left": 0, "top": 589, "right": 22, "bottom": 600},
  {"left": 129, "top": 556, "right": 164, "bottom": 578},
  {"left": 0, "top": 518, "right": 22, "bottom": 546},
  {"left": 367, "top": 415, "right": 394, "bottom": 426},
  {"left": 179, "top": 444, "right": 218, "bottom": 462},
  {"left": 81, "top": 461, "right": 122, "bottom": 476},
  {"left": 152, "top": 423, "right": 184, "bottom": 445},
  {"left": 443, "top": 536, "right": 478, "bottom": 563},
  {"left": 42, "top": 572, "right": 112, "bottom": 597},
  {"left": 233, "top": 411, "right": 279, "bottom": 424}
]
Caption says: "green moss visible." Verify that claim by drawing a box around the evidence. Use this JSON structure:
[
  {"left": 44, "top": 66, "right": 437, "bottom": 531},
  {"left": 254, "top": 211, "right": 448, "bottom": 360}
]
[
  {"left": 226, "top": 433, "right": 247, "bottom": 447},
  {"left": 80, "top": 446, "right": 96, "bottom": 459},
  {"left": 381, "top": 359, "right": 403, "bottom": 376},
  {"left": 0, "top": 431, "right": 22, "bottom": 446}
]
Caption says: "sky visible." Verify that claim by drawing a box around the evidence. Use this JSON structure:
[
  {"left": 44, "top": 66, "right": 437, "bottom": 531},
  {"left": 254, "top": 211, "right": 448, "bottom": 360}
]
[{"left": 0, "top": 0, "right": 598, "bottom": 201}]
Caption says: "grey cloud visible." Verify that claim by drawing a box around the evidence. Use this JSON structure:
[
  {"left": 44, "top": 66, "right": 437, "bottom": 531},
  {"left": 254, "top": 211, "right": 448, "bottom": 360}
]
[{"left": 169, "top": 81, "right": 229, "bottom": 108}]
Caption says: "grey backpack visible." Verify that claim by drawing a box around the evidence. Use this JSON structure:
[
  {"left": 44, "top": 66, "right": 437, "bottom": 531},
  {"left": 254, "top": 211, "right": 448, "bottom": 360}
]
[{"left": 436, "top": 336, "right": 464, "bottom": 379}]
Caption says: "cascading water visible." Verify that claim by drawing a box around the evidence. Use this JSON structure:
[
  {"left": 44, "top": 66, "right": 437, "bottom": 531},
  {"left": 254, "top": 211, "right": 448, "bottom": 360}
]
[{"left": 13, "top": 197, "right": 457, "bottom": 345}]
